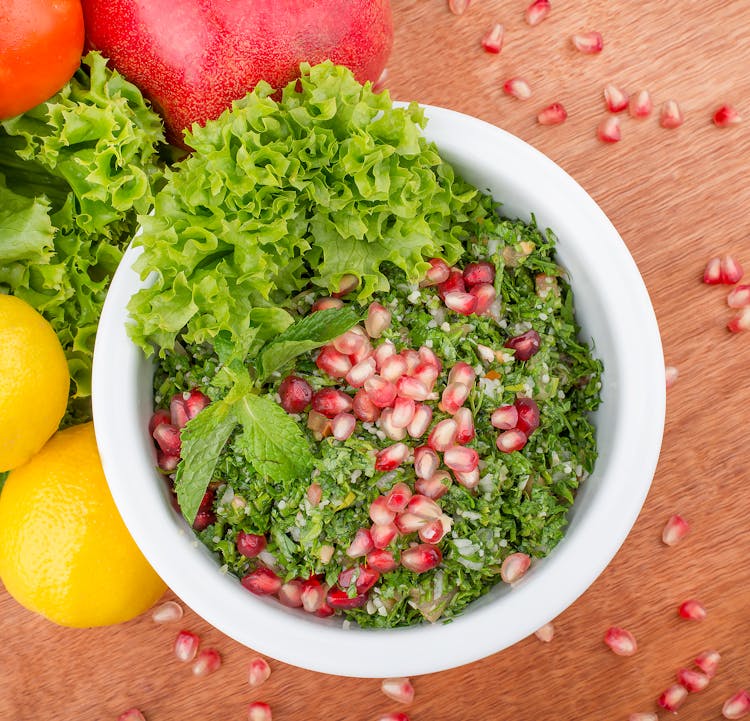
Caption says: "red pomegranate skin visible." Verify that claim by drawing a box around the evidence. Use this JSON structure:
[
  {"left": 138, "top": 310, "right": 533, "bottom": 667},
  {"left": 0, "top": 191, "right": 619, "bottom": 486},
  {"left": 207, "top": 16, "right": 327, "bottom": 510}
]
[{"left": 81, "top": 0, "right": 393, "bottom": 144}]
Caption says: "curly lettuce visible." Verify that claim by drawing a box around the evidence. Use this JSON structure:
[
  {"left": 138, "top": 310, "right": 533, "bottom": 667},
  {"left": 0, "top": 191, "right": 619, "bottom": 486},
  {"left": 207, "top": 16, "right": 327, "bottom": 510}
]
[
  {"left": 128, "top": 61, "right": 480, "bottom": 359},
  {"left": 0, "top": 52, "right": 165, "bottom": 423}
]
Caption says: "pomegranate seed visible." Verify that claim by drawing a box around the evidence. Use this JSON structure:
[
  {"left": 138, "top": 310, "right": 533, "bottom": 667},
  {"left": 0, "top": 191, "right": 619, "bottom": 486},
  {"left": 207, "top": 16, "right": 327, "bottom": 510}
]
[
  {"left": 381, "top": 677, "right": 415, "bottom": 704},
  {"left": 306, "top": 409, "right": 332, "bottom": 440},
  {"left": 658, "top": 684, "right": 688, "bottom": 712},
  {"left": 704, "top": 256, "right": 723, "bottom": 284},
  {"left": 157, "top": 450, "right": 179, "bottom": 472},
  {"left": 534, "top": 621, "right": 554, "bottom": 643},
  {"left": 307, "top": 482, "right": 322, "bottom": 506},
  {"left": 496, "top": 428, "right": 528, "bottom": 453},
  {"left": 481, "top": 23, "right": 504, "bottom": 53},
  {"left": 169, "top": 394, "right": 190, "bottom": 428},
  {"left": 376, "top": 714, "right": 410, "bottom": 721},
  {"left": 470, "top": 283, "right": 497, "bottom": 315},
  {"left": 453, "top": 467, "right": 480, "bottom": 489},
  {"left": 525, "top": 0, "right": 550, "bottom": 26},
  {"left": 174, "top": 630, "right": 200, "bottom": 662},
  {"left": 118, "top": 710, "right": 146, "bottom": 721},
  {"left": 728, "top": 284, "right": 750, "bottom": 308},
  {"left": 248, "top": 657, "right": 271, "bottom": 688},
  {"left": 665, "top": 365, "right": 679, "bottom": 389},
  {"left": 396, "top": 376, "right": 430, "bottom": 402},
  {"left": 192, "top": 508, "right": 215, "bottom": 531},
  {"left": 183, "top": 388, "right": 209, "bottom": 418},
  {"left": 660, "top": 100, "right": 684, "bottom": 129},
  {"left": 597, "top": 116, "right": 622, "bottom": 143},
  {"left": 148, "top": 408, "right": 171, "bottom": 435},
  {"left": 728, "top": 306, "right": 750, "bottom": 332},
  {"left": 346, "top": 357, "right": 377, "bottom": 388},
  {"left": 500, "top": 552, "right": 531, "bottom": 583},
  {"left": 375, "top": 442, "right": 410, "bottom": 471},
  {"left": 603, "top": 84, "right": 629, "bottom": 113},
  {"left": 662, "top": 514, "right": 690, "bottom": 546},
  {"left": 505, "top": 329, "right": 541, "bottom": 360},
  {"left": 374, "top": 340, "right": 397, "bottom": 369},
  {"left": 406, "top": 494, "right": 443, "bottom": 520},
  {"left": 365, "top": 302, "right": 392, "bottom": 338},
  {"left": 415, "top": 470, "right": 452, "bottom": 499},
  {"left": 414, "top": 445, "right": 440, "bottom": 479},
  {"left": 413, "top": 363, "right": 439, "bottom": 391},
  {"left": 364, "top": 376, "right": 398, "bottom": 408},
  {"left": 443, "top": 445, "right": 479, "bottom": 473},
  {"left": 503, "top": 77, "right": 532, "bottom": 100},
  {"left": 454, "top": 407, "right": 475, "bottom": 444},
  {"left": 396, "top": 511, "right": 429, "bottom": 534},
  {"left": 628, "top": 715, "right": 657, "bottom": 721},
  {"left": 152, "top": 422, "right": 181, "bottom": 455},
  {"left": 428, "top": 418, "right": 458, "bottom": 451},
  {"left": 315, "top": 602, "right": 335, "bottom": 618},
  {"left": 572, "top": 31, "right": 603, "bottom": 53},
  {"left": 277, "top": 579, "right": 303, "bottom": 608},
  {"left": 677, "top": 667, "right": 710, "bottom": 692},
  {"left": 463, "top": 261, "right": 495, "bottom": 286},
  {"left": 422, "top": 258, "right": 452, "bottom": 286},
  {"left": 353, "top": 389, "right": 380, "bottom": 422},
  {"left": 418, "top": 345, "right": 442, "bottom": 372},
  {"left": 347, "top": 527, "right": 375, "bottom": 557},
  {"left": 444, "top": 291, "right": 478, "bottom": 315},
  {"left": 713, "top": 104, "right": 742, "bottom": 127},
  {"left": 236, "top": 532, "right": 267, "bottom": 559},
  {"left": 333, "top": 327, "right": 367, "bottom": 356},
  {"left": 401, "top": 349, "right": 420, "bottom": 374},
  {"left": 315, "top": 345, "right": 352, "bottom": 378},
  {"left": 629, "top": 90, "right": 653, "bottom": 118},
  {"left": 418, "top": 516, "right": 449, "bottom": 544},
  {"left": 722, "top": 690, "right": 750, "bottom": 719},
  {"left": 391, "top": 396, "right": 417, "bottom": 429},
  {"left": 350, "top": 334, "right": 373, "bottom": 364},
  {"left": 695, "top": 649, "right": 721, "bottom": 678},
  {"left": 326, "top": 586, "right": 368, "bottom": 609},
  {"left": 369, "top": 495, "right": 397, "bottom": 525},
  {"left": 248, "top": 701, "right": 273, "bottom": 721},
  {"left": 371, "top": 522, "right": 399, "bottom": 549},
  {"left": 491, "top": 405, "right": 519, "bottom": 430},
  {"left": 678, "top": 599, "right": 707, "bottom": 620},
  {"left": 300, "top": 577, "right": 327, "bottom": 613},
  {"left": 515, "top": 397, "right": 540, "bottom": 435},
  {"left": 407, "top": 403, "right": 433, "bottom": 438},
  {"left": 241, "top": 567, "right": 282, "bottom": 596},
  {"left": 437, "top": 269, "right": 466, "bottom": 299},
  {"left": 331, "top": 412, "right": 357, "bottom": 441},
  {"left": 338, "top": 565, "right": 379, "bottom": 593},
  {"left": 278, "top": 375, "right": 312, "bottom": 413},
  {"left": 537, "top": 103, "right": 567, "bottom": 126},
  {"left": 380, "top": 354, "right": 408, "bottom": 382},
  {"left": 385, "top": 482, "right": 412, "bottom": 512},
  {"left": 311, "top": 296, "right": 344, "bottom": 312},
  {"left": 192, "top": 648, "right": 221, "bottom": 677},
  {"left": 401, "top": 544, "right": 442, "bottom": 573},
  {"left": 367, "top": 548, "right": 399, "bottom": 572},
  {"left": 152, "top": 600, "right": 183, "bottom": 623},
  {"left": 439, "top": 382, "right": 470, "bottom": 414},
  {"left": 721, "top": 255, "right": 744, "bottom": 283},
  {"left": 333, "top": 274, "right": 359, "bottom": 297},
  {"left": 448, "top": 362, "right": 475, "bottom": 387},
  {"left": 448, "top": 0, "right": 470, "bottom": 15},
  {"left": 603, "top": 626, "right": 637, "bottom": 656},
  {"left": 312, "top": 388, "right": 353, "bottom": 418},
  {"left": 319, "top": 545, "right": 335, "bottom": 564}
]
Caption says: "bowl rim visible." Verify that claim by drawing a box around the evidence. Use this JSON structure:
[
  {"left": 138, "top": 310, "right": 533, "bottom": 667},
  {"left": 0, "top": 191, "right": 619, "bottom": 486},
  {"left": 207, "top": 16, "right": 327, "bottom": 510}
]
[{"left": 92, "top": 103, "right": 665, "bottom": 678}]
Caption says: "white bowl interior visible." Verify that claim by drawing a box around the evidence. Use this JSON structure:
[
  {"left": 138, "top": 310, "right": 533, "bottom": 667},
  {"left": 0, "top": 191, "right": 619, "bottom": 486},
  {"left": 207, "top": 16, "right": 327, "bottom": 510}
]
[{"left": 92, "top": 104, "right": 664, "bottom": 677}]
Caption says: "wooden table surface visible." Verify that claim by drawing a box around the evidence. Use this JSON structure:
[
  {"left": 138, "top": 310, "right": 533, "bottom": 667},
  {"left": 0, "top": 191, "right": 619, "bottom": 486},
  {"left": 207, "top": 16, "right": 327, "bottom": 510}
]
[{"left": 2, "top": 2, "right": 749, "bottom": 719}]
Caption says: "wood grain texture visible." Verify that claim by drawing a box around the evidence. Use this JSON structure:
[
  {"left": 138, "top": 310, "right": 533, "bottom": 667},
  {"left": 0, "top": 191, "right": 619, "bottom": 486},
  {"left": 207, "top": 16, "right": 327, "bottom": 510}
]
[{"left": 2, "top": 2, "right": 749, "bottom": 719}]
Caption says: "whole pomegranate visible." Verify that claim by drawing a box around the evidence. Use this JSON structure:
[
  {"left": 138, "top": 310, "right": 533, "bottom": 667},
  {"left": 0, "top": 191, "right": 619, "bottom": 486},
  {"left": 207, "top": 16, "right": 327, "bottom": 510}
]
[{"left": 81, "top": 0, "right": 393, "bottom": 145}]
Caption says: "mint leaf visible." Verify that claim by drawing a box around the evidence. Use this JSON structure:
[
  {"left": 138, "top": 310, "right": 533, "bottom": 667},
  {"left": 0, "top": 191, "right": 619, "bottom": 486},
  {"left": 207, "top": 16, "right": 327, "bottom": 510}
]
[
  {"left": 256, "top": 306, "right": 360, "bottom": 381},
  {"left": 234, "top": 393, "right": 312, "bottom": 482},
  {"left": 175, "top": 400, "right": 237, "bottom": 523}
]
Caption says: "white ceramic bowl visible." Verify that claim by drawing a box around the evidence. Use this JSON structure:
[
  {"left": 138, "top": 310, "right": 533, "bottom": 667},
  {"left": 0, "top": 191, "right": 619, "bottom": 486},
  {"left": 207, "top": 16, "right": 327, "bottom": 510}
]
[{"left": 92, "top": 104, "right": 665, "bottom": 678}]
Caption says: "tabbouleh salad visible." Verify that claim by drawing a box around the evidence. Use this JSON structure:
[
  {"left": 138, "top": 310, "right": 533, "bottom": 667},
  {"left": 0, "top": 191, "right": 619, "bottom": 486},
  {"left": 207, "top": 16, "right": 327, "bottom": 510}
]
[{"left": 130, "top": 62, "right": 602, "bottom": 628}]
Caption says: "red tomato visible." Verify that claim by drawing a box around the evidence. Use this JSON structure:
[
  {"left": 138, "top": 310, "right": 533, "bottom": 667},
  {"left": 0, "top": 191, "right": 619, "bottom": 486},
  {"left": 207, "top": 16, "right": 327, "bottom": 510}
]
[{"left": 0, "top": 0, "right": 84, "bottom": 120}]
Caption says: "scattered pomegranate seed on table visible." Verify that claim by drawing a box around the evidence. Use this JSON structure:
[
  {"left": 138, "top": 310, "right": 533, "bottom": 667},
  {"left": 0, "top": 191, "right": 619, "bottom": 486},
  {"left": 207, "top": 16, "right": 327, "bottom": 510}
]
[
  {"left": 660, "top": 100, "right": 684, "bottom": 129},
  {"left": 694, "top": 649, "right": 721, "bottom": 678},
  {"left": 572, "top": 31, "right": 604, "bottom": 54},
  {"left": 534, "top": 621, "right": 555, "bottom": 642},
  {"left": 597, "top": 116, "right": 622, "bottom": 143},
  {"left": 658, "top": 684, "right": 689, "bottom": 712},
  {"left": 448, "top": 0, "right": 470, "bottom": 15},
  {"left": 603, "top": 84, "right": 629, "bottom": 113},
  {"left": 728, "top": 306, "right": 750, "bottom": 332},
  {"left": 720, "top": 255, "right": 744, "bottom": 284},
  {"left": 677, "top": 667, "right": 710, "bottom": 692},
  {"left": 173, "top": 630, "right": 200, "bottom": 663},
  {"left": 629, "top": 90, "right": 653, "bottom": 118},
  {"left": 500, "top": 552, "right": 531, "bottom": 583},
  {"left": 603, "top": 626, "right": 637, "bottom": 656},
  {"left": 381, "top": 677, "right": 415, "bottom": 704},
  {"left": 537, "top": 103, "right": 568, "bottom": 125},
  {"left": 151, "top": 600, "right": 183, "bottom": 623},
  {"left": 192, "top": 648, "right": 222, "bottom": 677},
  {"left": 481, "top": 23, "right": 504, "bottom": 53},
  {"left": 713, "top": 104, "right": 742, "bottom": 127},
  {"left": 727, "top": 284, "right": 750, "bottom": 308},
  {"left": 678, "top": 599, "right": 707, "bottom": 621},
  {"left": 628, "top": 714, "right": 658, "bottom": 721},
  {"left": 377, "top": 714, "right": 410, "bottom": 721},
  {"left": 248, "top": 701, "right": 273, "bottom": 721},
  {"left": 662, "top": 514, "right": 690, "bottom": 546},
  {"left": 503, "top": 77, "right": 533, "bottom": 100},
  {"left": 723, "top": 690, "right": 750, "bottom": 719},
  {"left": 118, "top": 710, "right": 146, "bottom": 721},
  {"left": 665, "top": 365, "right": 679, "bottom": 389},
  {"left": 525, "top": 0, "right": 550, "bottom": 26}
]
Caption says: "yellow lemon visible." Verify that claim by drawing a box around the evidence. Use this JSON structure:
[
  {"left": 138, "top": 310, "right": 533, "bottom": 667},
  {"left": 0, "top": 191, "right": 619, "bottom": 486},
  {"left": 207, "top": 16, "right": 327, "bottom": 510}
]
[
  {"left": 0, "top": 423, "right": 166, "bottom": 627},
  {"left": 0, "top": 294, "right": 69, "bottom": 472}
]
